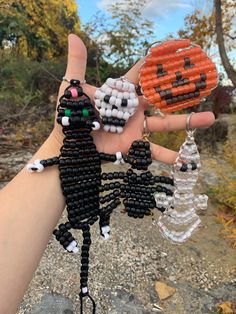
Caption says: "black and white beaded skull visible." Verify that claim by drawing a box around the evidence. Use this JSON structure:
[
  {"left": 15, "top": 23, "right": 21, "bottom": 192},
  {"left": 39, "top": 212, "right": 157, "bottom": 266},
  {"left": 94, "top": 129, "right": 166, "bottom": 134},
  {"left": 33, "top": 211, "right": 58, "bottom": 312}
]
[{"left": 94, "top": 77, "right": 139, "bottom": 133}]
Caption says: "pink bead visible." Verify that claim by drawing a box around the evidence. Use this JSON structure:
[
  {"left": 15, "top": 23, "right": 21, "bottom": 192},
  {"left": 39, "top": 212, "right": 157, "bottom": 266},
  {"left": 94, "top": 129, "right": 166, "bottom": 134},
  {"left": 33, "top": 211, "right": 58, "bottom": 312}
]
[{"left": 70, "top": 88, "right": 78, "bottom": 98}]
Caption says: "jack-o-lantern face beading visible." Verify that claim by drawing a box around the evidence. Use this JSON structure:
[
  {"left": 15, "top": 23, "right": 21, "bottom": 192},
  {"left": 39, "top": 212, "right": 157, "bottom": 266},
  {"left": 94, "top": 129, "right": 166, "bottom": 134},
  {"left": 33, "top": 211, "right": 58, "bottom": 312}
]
[{"left": 139, "top": 39, "right": 218, "bottom": 113}]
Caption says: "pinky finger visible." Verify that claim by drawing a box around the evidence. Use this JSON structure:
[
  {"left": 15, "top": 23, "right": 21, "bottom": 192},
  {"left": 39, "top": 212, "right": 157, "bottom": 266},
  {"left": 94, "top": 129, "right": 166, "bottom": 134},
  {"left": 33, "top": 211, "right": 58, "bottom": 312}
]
[{"left": 150, "top": 142, "right": 178, "bottom": 164}]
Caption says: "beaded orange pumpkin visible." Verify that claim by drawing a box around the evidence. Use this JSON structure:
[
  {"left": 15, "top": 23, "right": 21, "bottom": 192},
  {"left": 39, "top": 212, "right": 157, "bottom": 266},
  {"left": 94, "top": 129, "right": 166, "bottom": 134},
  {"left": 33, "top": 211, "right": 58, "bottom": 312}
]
[{"left": 139, "top": 39, "right": 218, "bottom": 113}]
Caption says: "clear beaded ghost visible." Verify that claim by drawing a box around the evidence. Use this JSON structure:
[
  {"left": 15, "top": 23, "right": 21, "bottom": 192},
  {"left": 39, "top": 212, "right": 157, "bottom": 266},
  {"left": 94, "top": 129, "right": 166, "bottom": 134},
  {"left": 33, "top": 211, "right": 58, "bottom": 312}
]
[{"left": 154, "top": 113, "right": 208, "bottom": 244}]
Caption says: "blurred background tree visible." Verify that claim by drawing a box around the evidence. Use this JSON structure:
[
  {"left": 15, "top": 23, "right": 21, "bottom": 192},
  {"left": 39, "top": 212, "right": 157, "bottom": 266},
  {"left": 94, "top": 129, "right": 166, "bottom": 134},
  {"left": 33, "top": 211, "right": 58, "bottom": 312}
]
[
  {"left": 0, "top": 0, "right": 80, "bottom": 60},
  {"left": 179, "top": 0, "right": 236, "bottom": 87},
  {"left": 83, "top": 0, "right": 154, "bottom": 84}
]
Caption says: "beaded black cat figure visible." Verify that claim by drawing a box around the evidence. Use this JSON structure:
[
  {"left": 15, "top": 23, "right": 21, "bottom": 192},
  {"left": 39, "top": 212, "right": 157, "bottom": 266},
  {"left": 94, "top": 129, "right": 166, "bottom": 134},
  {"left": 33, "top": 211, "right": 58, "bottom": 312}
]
[{"left": 27, "top": 79, "right": 174, "bottom": 314}]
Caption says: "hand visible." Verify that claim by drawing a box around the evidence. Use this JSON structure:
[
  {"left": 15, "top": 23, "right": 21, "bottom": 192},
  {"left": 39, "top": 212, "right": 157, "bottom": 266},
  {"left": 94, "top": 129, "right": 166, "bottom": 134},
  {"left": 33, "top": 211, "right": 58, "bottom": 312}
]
[{"left": 51, "top": 34, "right": 215, "bottom": 164}]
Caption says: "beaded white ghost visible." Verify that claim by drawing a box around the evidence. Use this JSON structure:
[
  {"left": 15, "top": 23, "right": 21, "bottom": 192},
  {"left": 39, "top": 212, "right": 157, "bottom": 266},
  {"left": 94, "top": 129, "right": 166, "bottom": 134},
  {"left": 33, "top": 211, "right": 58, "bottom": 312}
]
[{"left": 155, "top": 125, "right": 208, "bottom": 244}]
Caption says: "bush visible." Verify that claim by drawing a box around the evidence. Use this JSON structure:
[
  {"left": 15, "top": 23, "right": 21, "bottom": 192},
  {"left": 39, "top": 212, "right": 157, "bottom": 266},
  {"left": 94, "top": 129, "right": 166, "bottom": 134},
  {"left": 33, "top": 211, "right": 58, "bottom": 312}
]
[
  {"left": 149, "top": 129, "right": 186, "bottom": 151},
  {"left": 0, "top": 52, "right": 66, "bottom": 147},
  {"left": 208, "top": 139, "right": 236, "bottom": 247},
  {"left": 0, "top": 52, "right": 65, "bottom": 128}
]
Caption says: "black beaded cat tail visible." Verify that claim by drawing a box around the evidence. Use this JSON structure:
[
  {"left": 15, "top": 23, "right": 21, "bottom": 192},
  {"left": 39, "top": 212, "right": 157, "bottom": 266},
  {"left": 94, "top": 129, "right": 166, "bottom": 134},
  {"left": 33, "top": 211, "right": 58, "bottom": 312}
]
[{"left": 27, "top": 79, "right": 104, "bottom": 313}]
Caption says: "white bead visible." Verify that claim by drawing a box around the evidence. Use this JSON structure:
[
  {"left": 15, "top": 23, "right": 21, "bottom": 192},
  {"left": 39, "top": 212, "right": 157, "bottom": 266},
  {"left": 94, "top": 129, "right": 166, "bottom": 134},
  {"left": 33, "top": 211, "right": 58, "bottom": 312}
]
[
  {"left": 105, "top": 87, "right": 112, "bottom": 96},
  {"left": 109, "top": 96, "right": 116, "bottom": 105},
  {"left": 72, "top": 247, "right": 79, "bottom": 254},
  {"left": 101, "top": 83, "right": 108, "bottom": 92},
  {"left": 94, "top": 89, "right": 102, "bottom": 99},
  {"left": 116, "top": 80, "right": 123, "bottom": 90},
  {"left": 128, "top": 84, "right": 135, "bottom": 92},
  {"left": 123, "top": 82, "right": 130, "bottom": 91},
  {"left": 66, "top": 240, "right": 76, "bottom": 252},
  {"left": 127, "top": 99, "right": 134, "bottom": 107},
  {"left": 117, "top": 111, "right": 123, "bottom": 119},
  {"left": 117, "top": 92, "right": 123, "bottom": 99},
  {"left": 106, "top": 225, "right": 111, "bottom": 233},
  {"left": 92, "top": 121, "right": 100, "bottom": 130},
  {"left": 116, "top": 126, "right": 123, "bottom": 133},
  {"left": 95, "top": 99, "right": 101, "bottom": 108},
  {"left": 103, "top": 233, "right": 110, "bottom": 240},
  {"left": 110, "top": 125, "right": 116, "bottom": 133},
  {"left": 82, "top": 287, "right": 88, "bottom": 294},
  {"left": 71, "top": 240, "right": 77, "bottom": 248},
  {"left": 130, "top": 92, "right": 136, "bottom": 99},
  {"left": 115, "top": 98, "right": 122, "bottom": 107},
  {"left": 101, "top": 225, "right": 110, "bottom": 234},
  {"left": 123, "top": 112, "right": 130, "bottom": 120},
  {"left": 100, "top": 101, "right": 108, "bottom": 109},
  {"left": 128, "top": 108, "right": 135, "bottom": 115},
  {"left": 34, "top": 159, "right": 44, "bottom": 172},
  {"left": 116, "top": 152, "right": 122, "bottom": 159},
  {"left": 99, "top": 108, "right": 106, "bottom": 116},
  {"left": 26, "top": 163, "right": 35, "bottom": 173},
  {"left": 106, "top": 78, "right": 116, "bottom": 88},
  {"left": 111, "top": 109, "right": 118, "bottom": 117},
  {"left": 111, "top": 89, "right": 118, "bottom": 97},
  {"left": 123, "top": 92, "right": 130, "bottom": 99},
  {"left": 105, "top": 109, "right": 112, "bottom": 117},
  {"left": 103, "top": 125, "right": 110, "bottom": 132},
  {"left": 133, "top": 98, "right": 139, "bottom": 106},
  {"left": 62, "top": 116, "right": 70, "bottom": 126}
]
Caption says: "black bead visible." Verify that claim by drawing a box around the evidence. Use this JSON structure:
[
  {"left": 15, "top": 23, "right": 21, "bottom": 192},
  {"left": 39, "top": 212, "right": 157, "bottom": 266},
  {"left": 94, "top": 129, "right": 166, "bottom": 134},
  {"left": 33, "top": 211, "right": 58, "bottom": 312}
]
[
  {"left": 180, "top": 164, "right": 188, "bottom": 172},
  {"left": 121, "top": 99, "right": 128, "bottom": 107},
  {"left": 104, "top": 95, "right": 111, "bottom": 103},
  {"left": 70, "top": 79, "right": 81, "bottom": 86},
  {"left": 64, "top": 90, "right": 72, "bottom": 99}
]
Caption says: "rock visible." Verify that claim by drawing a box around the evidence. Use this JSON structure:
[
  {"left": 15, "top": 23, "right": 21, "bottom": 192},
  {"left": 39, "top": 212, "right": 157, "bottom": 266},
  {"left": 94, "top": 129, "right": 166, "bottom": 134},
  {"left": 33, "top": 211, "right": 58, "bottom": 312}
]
[
  {"left": 29, "top": 293, "right": 74, "bottom": 314},
  {"left": 108, "top": 289, "right": 152, "bottom": 314},
  {"left": 155, "top": 282, "right": 176, "bottom": 300},
  {"left": 217, "top": 301, "right": 235, "bottom": 314},
  {"left": 172, "top": 282, "right": 236, "bottom": 314}
]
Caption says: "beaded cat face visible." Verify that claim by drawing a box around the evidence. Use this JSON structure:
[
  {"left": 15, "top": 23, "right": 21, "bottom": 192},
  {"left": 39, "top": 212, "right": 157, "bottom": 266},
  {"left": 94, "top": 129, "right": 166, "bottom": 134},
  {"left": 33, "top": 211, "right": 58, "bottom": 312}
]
[{"left": 57, "top": 79, "right": 100, "bottom": 131}]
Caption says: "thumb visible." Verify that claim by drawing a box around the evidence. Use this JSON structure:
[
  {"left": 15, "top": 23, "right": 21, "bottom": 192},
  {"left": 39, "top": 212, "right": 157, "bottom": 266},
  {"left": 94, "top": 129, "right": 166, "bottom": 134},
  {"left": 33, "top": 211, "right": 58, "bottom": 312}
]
[
  {"left": 58, "top": 34, "right": 87, "bottom": 99},
  {"left": 64, "top": 34, "right": 87, "bottom": 81}
]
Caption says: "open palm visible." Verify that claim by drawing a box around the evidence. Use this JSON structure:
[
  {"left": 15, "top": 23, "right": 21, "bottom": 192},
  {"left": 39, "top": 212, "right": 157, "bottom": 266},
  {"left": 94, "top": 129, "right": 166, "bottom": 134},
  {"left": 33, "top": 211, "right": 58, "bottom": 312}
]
[{"left": 52, "top": 34, "right": 215, "bottom": 164}]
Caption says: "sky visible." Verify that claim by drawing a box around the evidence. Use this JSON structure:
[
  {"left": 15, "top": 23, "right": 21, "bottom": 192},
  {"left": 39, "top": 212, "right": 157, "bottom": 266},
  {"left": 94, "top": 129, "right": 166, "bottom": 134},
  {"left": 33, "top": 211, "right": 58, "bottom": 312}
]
[
  {"left": 77, "top": 0, "right": 194, "bottom": 39},
  {"left": 76, "top": 0, "right": 235, "bottom": 85}
]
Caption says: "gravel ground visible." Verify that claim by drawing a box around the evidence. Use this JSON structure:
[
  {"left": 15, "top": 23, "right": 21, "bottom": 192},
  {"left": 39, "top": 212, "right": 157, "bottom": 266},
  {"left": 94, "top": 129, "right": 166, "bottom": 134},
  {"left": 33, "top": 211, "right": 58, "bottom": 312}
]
[{"left": 0, "top": 150, "right": 235, "bottom": 314}]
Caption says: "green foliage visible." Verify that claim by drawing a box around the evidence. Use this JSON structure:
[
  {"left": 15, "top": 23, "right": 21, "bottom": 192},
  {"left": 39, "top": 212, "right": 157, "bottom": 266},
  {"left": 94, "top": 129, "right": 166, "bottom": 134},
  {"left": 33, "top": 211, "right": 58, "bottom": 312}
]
[
  {"left": 0, "top": 0, "right": 80, "bottom": 60},
  {"left": 150, "top": 130, "right": 186, "bottom": 151},
  {"left": 208, "top": 138, "right": 236, "bottom": 247},
  {"left": 0, "top": 52, "right": 65, "bottom": 129},
  {"left": 83, "top": 0, "right": 154, "bottom": 68},
  {"left": 209, "top": 139, "right": 236, "bottom": 213}
]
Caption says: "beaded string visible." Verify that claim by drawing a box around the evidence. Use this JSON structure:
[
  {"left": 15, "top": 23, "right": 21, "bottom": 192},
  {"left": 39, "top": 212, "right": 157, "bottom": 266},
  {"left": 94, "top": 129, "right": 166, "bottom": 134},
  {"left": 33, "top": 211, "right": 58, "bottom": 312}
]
[{"left": 139, "top": 39, "right": 218, "bottom": 112}]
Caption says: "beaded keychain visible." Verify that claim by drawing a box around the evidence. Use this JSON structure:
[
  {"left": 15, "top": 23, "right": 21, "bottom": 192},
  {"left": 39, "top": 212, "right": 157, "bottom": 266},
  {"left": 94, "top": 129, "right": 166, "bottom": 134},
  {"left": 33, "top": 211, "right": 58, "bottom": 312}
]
[
  {"left": 27, "top": 79, "right": 174, "bottom": 313},
  {"left": 155, "top": 113, "right": 208, "bottom": 244},
  {"left": 139, "top": 39, "right": 218, "bottom": 112},
  {"left": 94, "top": 77, "right": 139, "bottom": 133}
]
